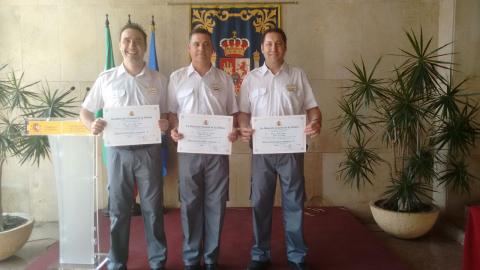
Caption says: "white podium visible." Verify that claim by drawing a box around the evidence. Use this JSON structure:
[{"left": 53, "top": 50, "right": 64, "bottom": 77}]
[
  {"left": 49, "top": 136, "right": 96, "bottom": 265},
  {"left": 27, "top": 119, "right": 107, "bottom": 269}
]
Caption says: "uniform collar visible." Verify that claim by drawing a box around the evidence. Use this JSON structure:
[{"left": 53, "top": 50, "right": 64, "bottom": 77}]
[
  {"left": 260, "top": 62, "right": 289, "bottom": 76},
  {"left": 118, "top": 62, "right": 147, "bottom": 77},
  {"left": 118, "top": 64, "right": 127, "bottom": 75},
  {"left": 187, "top": 63, "right": 196, "bottom": 77},
  {"left": 187, "top": 63, "right": 214, "bottom": 77}
]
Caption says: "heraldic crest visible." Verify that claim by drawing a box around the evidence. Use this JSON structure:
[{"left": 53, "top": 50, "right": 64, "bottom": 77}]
[{"left": 191, "top": 4, "right": 281, "bottom": 94}]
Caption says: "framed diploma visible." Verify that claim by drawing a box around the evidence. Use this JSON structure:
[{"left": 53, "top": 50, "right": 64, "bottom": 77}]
[
  {"left": 103, "top": 105, "right": 161, "bottom": 147},
  {"left": 178, "top": 114, "right": 233, "bottom": 155},
  {"left": 252, "top": 115, "right": 306, "bottom": 154}
]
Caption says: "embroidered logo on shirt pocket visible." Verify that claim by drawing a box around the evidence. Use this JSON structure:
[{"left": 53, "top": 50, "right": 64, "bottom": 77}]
[
  {"left": 210, "top": 83, "right": 221, "bottom": 91},
  {"left": 208, "top": 84, "right": 222, "bottom": 96},
  {"left": 147, "top": 87, "right": 158, "bottom": 95},
  {"left": 284, "top": 85, "right": 300, "bottom": 97},
  {"left": 286, "top": 84, "right": 297, "bottom": 92},
  {"left": 282, "top": 85, "right": 302, "bottom": 110}
]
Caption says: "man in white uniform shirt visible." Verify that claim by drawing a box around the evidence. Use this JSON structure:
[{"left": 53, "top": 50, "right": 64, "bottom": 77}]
[
  {"left": 238, "top": 28, "right": 322, "bottom": 270},
  {"left": 169, "top": 27, "right": 238, "bottom": 270},
  {"left": 80, "top": 23, "right": 169, "bottom": 270}
]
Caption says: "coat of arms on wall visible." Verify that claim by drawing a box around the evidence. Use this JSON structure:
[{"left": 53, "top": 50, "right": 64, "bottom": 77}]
[{"left": 191, "top": 4, "right": 281, "bottom": 94}]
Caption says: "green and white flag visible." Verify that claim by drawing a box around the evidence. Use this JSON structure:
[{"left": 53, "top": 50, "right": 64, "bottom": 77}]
[{"left": 97, "top": 14, "right": 115, "bottom": 164}]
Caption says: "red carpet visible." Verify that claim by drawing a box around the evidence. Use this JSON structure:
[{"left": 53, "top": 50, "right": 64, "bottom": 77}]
[{"left": 27, "top": 207, "right": 409, "bottom": 270}]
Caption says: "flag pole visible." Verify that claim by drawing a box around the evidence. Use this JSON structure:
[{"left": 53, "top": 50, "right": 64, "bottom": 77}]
[{"left": 148, "top": 15, "right": 168, "bottom": 179}]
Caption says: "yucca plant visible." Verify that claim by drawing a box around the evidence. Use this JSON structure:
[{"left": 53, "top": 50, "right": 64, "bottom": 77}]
[
  {"left": 0, "top": 64, "right": 78, "bottom": 231},
  {"left": 336, "top": 29, "right": 480, "bottom": 213}
]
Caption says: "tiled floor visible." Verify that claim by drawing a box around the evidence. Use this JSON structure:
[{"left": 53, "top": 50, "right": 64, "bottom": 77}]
[{"left": 0, "top": 221, "right": 464, "bottom": 270}]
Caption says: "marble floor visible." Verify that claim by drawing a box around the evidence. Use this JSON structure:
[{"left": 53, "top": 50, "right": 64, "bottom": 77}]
[{"left": 0, "top": 221, "right": 464, "bottom": 270}]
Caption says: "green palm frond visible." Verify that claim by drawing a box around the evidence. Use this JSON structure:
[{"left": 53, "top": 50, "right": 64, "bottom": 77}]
[
  {"left": 338, "top": 135, "right": 384, "bottom": 190},
  {"left": 432, "top": 103, "right": 480, "bottom": 156},
  {"left": 0, "top": 64, "right": 11, "bottom": 107},
  {"left": 5, "top": 72, "right": 39, "bottom": 111},
  {"left": 344, "top": 57, "right": 387, "bottom": 107},
  {"left": 16, "top": 136, "right": 50, "bottom": 166},
  {"left": 405, "top": 146, "right": 436, "bottom": 183},
  {"left": 438, "top": 158, "right": 479, "bottom": 194},
  {"left": 396, "top": 28, "right": 453, "bottom": 97},
  {"left": 335, "top": 98, "right": 373, "bottom": 138},
  {"left": 0, "top": 113, "right": 21, "bottom": 161},
  {"left": 381, "top": 172, "right": 434, "bottom": 212},
  {"left": 337, "top": 28, "right": 479, "bottom": 212},
  {"left": 380, "top": 71, "right": 428, "bottom": 150},
  {"left": 0, "top": 64, "right": 79, "bottom": 168},
  {"left": 26, "top": 84, "right": 78, "bottom": 118},
  {"left": 429, "top": 78, "right": 478, "bottom": 121}
]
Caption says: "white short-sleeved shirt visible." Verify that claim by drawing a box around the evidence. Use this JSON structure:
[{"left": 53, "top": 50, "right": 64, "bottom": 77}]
[
  {"left": 82, "top": 64, "right": 168, "bottom": 113},
  {"left": 168, "top": 64, "right": 238, "bottom": 116},
  {"left": 239, "top": 63, "right": 318, "bottom": 117}
]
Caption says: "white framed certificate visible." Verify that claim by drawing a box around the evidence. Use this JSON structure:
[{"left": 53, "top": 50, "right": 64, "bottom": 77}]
[
  {"left": 178, "top": 114, "right": 233, "bottom": 155},
  {"left": 252, "top": 115, "right": 306, "bottom": 154},
  {"left": 103, "top": 105, "right": 161, "bottom": 147}
]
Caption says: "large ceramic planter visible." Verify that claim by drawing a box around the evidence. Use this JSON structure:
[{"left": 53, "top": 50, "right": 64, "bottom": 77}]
[
  {"left": 0, "top": 213, "right": 34, "bottom": 261},
  {"left": 370, "top": 200, "right": 439, "bottom": 239}
]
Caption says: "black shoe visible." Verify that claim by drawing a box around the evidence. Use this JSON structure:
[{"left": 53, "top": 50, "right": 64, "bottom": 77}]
[
  {"left": 185, "top": 265, "right": 201, "bottom": 270},
  {"left": 246, "top": 260, "right": 271, "bottom": 270},
  {"left": 204, "top": 263, "right": 218, "bottom": 270},
  {"left": 288, "top": 261, "right": 308, "bottom": 270}
]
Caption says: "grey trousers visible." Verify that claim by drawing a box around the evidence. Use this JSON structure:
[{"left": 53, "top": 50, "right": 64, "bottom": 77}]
[
  {"left": 250, "top": 153, "right": 308, "bottom": 263},
  {"left": 106, "top": 145, "right": 167, "bottom": 270},
  {"left": 178, "top": 153, "right": 229, "bottom": 265}
]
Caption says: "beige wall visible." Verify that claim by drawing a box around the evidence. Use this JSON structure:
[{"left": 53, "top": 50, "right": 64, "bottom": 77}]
[
  {"left": 445, "top": 0, "right": 480, "bottom": 225},
  {"left": 1, "top": 0, "right": 478, "bottom": 222}
]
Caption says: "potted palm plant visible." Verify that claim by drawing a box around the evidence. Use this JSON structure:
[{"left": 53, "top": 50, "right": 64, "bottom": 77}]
[
  {"left": 336, "top": 29, "right": 480, "bottom": 239},
  {"left": 0, "top": 63, "right": 78, "bottom": 260}
]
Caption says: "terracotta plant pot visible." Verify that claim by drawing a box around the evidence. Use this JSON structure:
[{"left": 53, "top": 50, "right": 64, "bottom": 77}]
[
  {"left": 0, "top": 213, "right": 34, "bottom": 261},
  {"left": 370, "top": 200, "right": 439, "bottom": 239}
]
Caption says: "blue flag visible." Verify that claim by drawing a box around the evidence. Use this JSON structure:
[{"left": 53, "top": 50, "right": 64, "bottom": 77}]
[
  {"left": 148, "top": 17, "right": 168, "bottom": 177},
  {"left": 148, "top": 29, "right": 159, "bottom": 71}
]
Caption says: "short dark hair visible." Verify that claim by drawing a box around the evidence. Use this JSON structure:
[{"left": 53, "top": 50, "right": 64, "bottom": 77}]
[
  {"left": 189, "top": 26, "right": 212, "bottom": 41},
  {"left": 119, "top": 23, "right": 147, "bottom": 46},
  {"left": 261, "top": 28, "right": 287, "bottom": 45}
]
